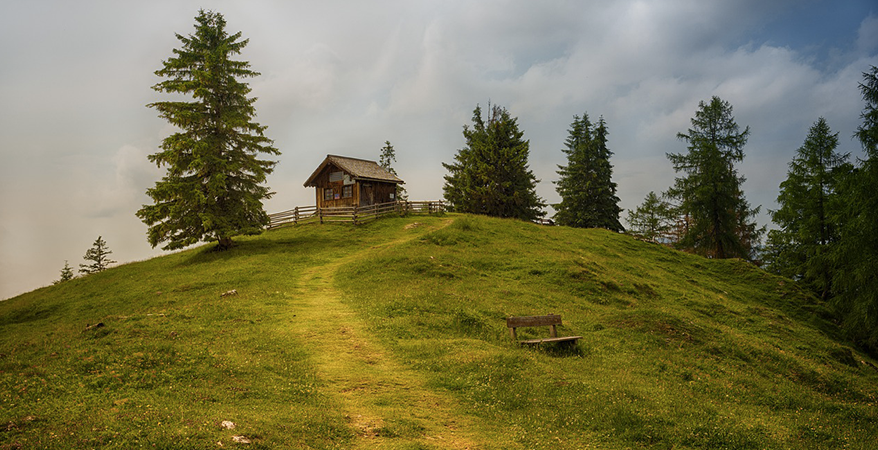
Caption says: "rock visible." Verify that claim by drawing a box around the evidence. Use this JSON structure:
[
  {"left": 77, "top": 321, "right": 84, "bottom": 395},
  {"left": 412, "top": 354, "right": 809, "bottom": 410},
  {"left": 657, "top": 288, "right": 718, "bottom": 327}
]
[
  {"left": 220, "top": 420, "right": 236, "bottom": 430},
  {"left": 231, "top": 435, "right": 251, "bottom": 444},
  {"left": 221, "top": 289, "right": 238, "bottom": 297}
]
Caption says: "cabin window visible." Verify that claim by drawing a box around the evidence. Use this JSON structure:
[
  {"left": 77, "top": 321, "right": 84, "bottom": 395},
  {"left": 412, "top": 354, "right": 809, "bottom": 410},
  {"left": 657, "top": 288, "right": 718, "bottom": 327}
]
[
  {"left": 389, "top": 192, "right": 395, "bottom": 200},
  {"left": 342, "top": 185, "right": 353, "bottom": 198},
  {"left": 323, "top": 188, "right": 334, "bottom": 201},
  {"left": 329, "top": 171, "right": 344, "bottom": 182}
]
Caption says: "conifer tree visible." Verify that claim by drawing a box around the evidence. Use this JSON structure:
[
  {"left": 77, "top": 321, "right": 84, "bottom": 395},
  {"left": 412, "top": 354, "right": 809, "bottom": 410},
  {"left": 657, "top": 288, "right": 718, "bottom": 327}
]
[
  {"left": 767, "top": 118, "right": 850, "bottom": 300},
  {"left": 626, "top": 191, "right": 675, "bottom": 242},
  {"left": 79, "top": 236, "right": 116, "bottom": 275},
  {"left": 136, "top": 10, "right": 279, "bottom": 251},
  {"left": 379, "top": 140, "right": 407, "bottom": 201},
  {"left": 554, "top": 114, "right": 623, "bottom": 230},
  {"left": 667, "top": 96, "right": 762, "bottom": 259},
  {"left": 833, "top": 65, "right": 878, "bottom": 350},
  {"left": 54, "top": 261, "right": 75, "bottom": 284},
  {"left": 442, "top": 104, "right": 545, "bottom": 221}
]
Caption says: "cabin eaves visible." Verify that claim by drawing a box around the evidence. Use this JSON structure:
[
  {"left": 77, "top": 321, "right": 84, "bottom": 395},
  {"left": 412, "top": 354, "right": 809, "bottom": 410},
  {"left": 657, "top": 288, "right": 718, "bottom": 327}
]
[{"left": 303, "top": 155, "right": 404, "bottom": 187}]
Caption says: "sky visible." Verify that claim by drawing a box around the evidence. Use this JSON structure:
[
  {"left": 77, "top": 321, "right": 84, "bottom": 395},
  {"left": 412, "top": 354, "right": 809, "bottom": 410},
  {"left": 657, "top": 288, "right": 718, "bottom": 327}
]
[{"left": 1, "top": 0, "right": 876, "bottom": 300}]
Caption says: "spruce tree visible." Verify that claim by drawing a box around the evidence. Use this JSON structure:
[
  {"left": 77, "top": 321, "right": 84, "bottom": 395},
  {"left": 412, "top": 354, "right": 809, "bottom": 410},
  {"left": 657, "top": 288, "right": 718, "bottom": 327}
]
[
  {"left": 79, "top": 236, "right": 116, "bottom": 275},
  {"left": 54, "top": 261, "right": 75, "bottom": 284},
  {"left": 136, "top": 10, "right": 279, "bottom": 251},
  {"left": 553, "top": 114, "right": 623, "bottom": 231},
  {"left": 768, "top": 117, "right": 850, "bottom": 300},
  {"left": 626, "top": 191, "right": 675, "bottom": 242},
  {"left": 667, "top": 96, "right": 762, "bottom": 259},
  {"left": 833, "top": 65, "right": 878, "bottom": 350},
  {"left": 379, "top": 140, "right": 407, "bottom": 201},
  {"left": 442, "top": 104, "right": 545, "bottom": 221}
]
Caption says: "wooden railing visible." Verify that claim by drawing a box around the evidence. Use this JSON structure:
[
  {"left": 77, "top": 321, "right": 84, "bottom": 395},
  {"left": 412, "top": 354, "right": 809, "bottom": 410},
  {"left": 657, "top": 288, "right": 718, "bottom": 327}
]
[{"left": 268, "top": 200, "right": 445, "bottom": 229}]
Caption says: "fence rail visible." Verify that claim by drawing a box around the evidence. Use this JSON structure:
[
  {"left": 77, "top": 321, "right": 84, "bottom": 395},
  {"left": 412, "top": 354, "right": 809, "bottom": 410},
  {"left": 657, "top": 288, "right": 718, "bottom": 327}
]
[{"left": 268, "top": 200, "right": 445, "bottom": 229}]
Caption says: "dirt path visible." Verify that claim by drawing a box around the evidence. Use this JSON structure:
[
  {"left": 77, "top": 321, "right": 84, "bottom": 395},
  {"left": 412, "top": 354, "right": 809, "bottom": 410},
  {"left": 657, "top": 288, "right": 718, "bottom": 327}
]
[{"left": 288, "top": 221, "right": 480, "bottom": 449}]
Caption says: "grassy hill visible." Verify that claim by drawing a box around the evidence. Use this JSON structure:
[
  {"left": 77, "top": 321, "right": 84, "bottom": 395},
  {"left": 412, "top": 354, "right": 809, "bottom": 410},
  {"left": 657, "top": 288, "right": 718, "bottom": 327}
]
[{"left": 1, "top": 214, "right": 876, "bottom": 449}]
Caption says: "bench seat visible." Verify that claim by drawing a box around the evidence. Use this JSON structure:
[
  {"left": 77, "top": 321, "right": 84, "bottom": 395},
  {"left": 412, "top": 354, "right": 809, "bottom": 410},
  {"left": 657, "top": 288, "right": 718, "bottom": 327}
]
[{"left": 519, "top": 335, "right": 582, "bottom": 345}]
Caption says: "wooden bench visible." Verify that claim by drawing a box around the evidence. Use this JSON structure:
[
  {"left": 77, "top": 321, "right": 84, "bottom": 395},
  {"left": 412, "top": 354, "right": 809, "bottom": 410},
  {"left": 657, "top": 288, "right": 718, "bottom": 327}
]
[{"left": 507, "top": 314, "right": 581, "bottom": 346}]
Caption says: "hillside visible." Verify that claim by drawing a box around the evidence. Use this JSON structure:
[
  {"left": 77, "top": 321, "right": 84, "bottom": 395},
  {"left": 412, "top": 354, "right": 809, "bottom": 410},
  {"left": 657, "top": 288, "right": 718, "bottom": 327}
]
[{"left": 1, "top": 214, "right": 876, "bottom": 449}]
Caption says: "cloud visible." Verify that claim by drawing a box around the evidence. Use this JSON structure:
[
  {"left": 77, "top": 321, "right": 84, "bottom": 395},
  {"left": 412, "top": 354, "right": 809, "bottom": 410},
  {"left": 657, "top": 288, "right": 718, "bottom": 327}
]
[
  {"left": 82, "top": 145, "right": 162, "bottom": 219},
  {"left": 254, "top": 43, "right": 342, "bottom": 112},
  {"left": 857, "top": 14, "right": 878, "bottom": 55},
  {"left": 2, "top": 0, "right": 876, "bottom": 299}
]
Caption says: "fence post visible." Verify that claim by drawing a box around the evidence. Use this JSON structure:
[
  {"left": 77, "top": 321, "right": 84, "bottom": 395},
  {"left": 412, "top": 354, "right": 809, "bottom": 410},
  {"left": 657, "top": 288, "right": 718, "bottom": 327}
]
[
  {"left": 319, "top": 206, "right": 323, "bottom": 224},
  {"left": 353, "top": 205, "right": 358, "bottom": 225},
  {"left": 294, "top": 206, "right": 299, "bottom": 225}
]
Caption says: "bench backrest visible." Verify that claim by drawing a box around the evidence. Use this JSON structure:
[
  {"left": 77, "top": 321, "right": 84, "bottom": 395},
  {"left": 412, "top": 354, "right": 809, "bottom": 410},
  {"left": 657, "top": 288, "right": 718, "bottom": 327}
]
[
  {"left": 507, "top": 314, "right": 563, "bottom": 341},
  {"left": 506, "top": 314, "right": 562, "bottom": 328}
]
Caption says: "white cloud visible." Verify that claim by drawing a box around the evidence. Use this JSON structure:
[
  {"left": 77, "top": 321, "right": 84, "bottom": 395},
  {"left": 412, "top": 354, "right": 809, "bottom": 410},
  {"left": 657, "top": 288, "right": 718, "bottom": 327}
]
[
  {"left": 1, "top": 0, "right": 876, "bottom": 299},
  {"left": 857, "top": 14, "right": 878, "bottom": 54},
  {"left": 82, "top": 145, "right": 163, "bottom": 219}
]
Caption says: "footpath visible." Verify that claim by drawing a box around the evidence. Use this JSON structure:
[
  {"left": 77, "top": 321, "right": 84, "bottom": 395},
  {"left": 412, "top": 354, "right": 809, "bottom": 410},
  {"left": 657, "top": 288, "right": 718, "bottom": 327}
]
[{"left": 287, "top": 222, "right": 481, "bottom": 449}]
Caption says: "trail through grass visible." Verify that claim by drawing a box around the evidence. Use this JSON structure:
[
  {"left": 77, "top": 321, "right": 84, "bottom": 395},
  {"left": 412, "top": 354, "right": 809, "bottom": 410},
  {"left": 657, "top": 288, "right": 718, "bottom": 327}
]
[
  {"left": 287, "top": 220, "right": 487, "bottom": 449},
  {"left": 2, "top": 213, "right": 877, "bottom": 449}
]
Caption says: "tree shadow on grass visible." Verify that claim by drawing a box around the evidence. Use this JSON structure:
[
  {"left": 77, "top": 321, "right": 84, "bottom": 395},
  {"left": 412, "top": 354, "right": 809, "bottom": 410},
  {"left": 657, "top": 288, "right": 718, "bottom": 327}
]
[{"left": 179, "top": 234, "right": 338, "bottom": 266}]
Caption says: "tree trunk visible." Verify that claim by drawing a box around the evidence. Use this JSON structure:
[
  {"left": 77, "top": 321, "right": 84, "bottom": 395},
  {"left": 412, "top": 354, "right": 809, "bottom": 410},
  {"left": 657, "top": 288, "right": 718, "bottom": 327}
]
[{"left": 217, "top": 237, "right": 234, "bottom": 250}]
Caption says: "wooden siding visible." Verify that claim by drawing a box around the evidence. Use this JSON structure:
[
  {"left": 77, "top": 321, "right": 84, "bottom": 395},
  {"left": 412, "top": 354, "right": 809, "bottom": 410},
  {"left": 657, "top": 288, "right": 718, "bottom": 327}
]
[
  {"left": 358, "top": 181, "right": 398, "bottom": 206},
  {"left": 312, "top": 162, "right": 359, "bottom": 208},
  {"left": 307, "top": 157, "right": 403, "bottom": 208}
]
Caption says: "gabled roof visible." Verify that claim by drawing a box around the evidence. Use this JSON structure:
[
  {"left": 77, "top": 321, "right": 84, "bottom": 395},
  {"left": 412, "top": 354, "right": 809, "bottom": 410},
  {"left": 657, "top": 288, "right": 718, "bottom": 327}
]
[{"left": 304, "top": 155, "right": 405, "bottom": 187}]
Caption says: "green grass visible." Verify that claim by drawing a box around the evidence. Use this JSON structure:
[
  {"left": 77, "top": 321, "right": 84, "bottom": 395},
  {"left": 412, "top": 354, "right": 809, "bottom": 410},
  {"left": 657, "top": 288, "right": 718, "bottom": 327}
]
[{"left": 2, "top": 214, "right": 876, "bottom": 449}]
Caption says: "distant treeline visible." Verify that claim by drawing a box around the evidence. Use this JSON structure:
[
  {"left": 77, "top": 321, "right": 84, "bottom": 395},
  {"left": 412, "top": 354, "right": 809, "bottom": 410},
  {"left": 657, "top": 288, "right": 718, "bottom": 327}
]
[{"left": 441, "top": 66, "right": 878, "bottom": 355}]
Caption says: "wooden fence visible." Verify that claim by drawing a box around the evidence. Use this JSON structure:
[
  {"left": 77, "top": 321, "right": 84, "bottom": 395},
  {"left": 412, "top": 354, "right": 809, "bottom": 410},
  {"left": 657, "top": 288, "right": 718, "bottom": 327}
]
[{"left": 267, "top": 200, "right": 445, "bottom": 229}]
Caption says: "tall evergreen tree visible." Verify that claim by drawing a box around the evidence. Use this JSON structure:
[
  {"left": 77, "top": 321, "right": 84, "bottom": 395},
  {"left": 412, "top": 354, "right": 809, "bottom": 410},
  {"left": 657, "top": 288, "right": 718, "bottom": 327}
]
[
  {"left": 667, "top": 96, "right": 762, "bottom": 259},
  {"left": 136, "top": 10, "right": 279, "bottom": 251},
  {"left": 768, "top": 118, "right": 850, "bottom": 300},
  {"left": 553, "top": 114, "right": 623, "bottom": 231},
  {"left": 626, "top": 191, "right": 675, "bottom": 242},
  {"left": 442, "top": 104, "right": 545, "bottom": 221},
  {"left": 79, "top": 236, "right": 116, "bottom": 275},
  {"left": 833, "top": 65, "right": 878, "bottom": 351},
  {"left": 379, "top": 140, "right": 407, "bottom": 201}
]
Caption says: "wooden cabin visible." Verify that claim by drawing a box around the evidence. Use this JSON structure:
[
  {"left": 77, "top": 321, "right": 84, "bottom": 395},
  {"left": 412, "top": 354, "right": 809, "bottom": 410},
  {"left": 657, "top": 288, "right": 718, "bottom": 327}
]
[{"left": 304, "top": 155, "right": 405, "bottom": 208}]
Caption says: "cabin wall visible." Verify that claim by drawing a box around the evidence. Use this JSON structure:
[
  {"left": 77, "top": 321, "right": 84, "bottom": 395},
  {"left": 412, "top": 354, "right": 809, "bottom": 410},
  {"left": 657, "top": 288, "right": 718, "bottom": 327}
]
[
  {"left": 358, "top": 181, "right": 398, "bottom": 206},
  {"left": 313, "top": 163, "right": 359, "bottom": 208},
  {"left": 310, "top": 162, "right": 400, "bottom": 208}
]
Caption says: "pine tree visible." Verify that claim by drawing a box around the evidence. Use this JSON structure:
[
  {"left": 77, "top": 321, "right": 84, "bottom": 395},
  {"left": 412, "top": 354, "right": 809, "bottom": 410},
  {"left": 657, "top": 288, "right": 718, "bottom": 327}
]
[
  {"left": 79, "top": 236, "right": 116, "bottom": 275},
  {"left": 667, "top": 96, "right": 762, "bottom": 259},
  {"left": 442, "top": 104, "right": 545, "bottom": 221},
  {"left": 53, "top": 260, "right": 75, "bottom": 284},
  {"left": 379, "top": 141, "right": 407, "bottom": 201},
  {"left": 833, "top": 65, "right": 878, "bottom": 350},
  {"left": 626, "top": 191, "right": 675, "bottom": 242},
  {"left": 768, "top": 118, "right": 850, "bottom": 300},
  {"left": 553, "top": 114, "right": 623, "bottom": 230},
  {"left": 136, "top": 10, "right": 279, "bottom": 251}
]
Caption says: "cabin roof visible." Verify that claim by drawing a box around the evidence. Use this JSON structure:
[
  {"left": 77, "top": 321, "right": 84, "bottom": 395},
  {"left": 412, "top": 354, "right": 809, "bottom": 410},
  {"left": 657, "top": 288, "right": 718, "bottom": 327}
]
[{"left": 303, "top": 155, "right": 405, "bottom": 187}]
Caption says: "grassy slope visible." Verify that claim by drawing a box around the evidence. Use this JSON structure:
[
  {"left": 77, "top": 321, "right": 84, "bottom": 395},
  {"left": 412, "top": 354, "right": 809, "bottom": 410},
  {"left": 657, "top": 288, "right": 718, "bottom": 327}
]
[{"left": 1, "top": 214, "right": 876, "bottom": 449}]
